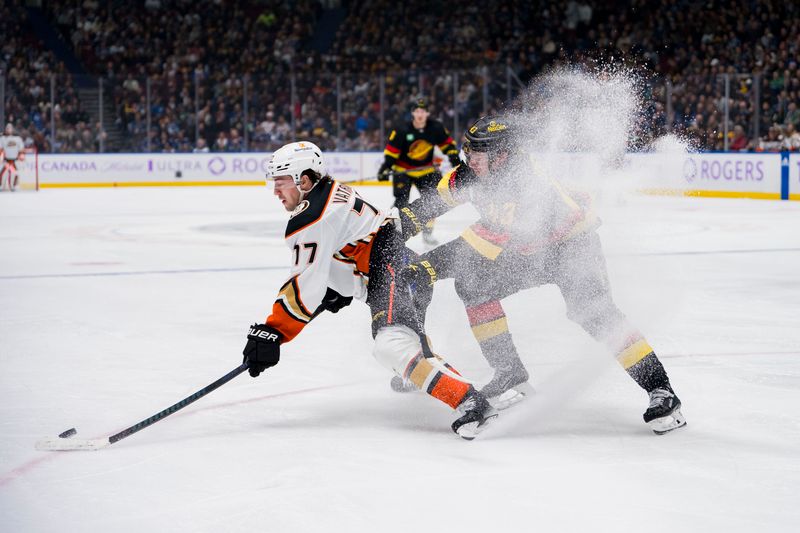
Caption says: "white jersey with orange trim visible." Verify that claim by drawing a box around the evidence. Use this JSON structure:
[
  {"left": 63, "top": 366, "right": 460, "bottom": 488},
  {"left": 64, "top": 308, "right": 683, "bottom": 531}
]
[
  {"left": 0, "top": 135, "right": 24, "bottom": 160},
  {"left": 266, "top": 179, "right": 390, "bottom": 343}
]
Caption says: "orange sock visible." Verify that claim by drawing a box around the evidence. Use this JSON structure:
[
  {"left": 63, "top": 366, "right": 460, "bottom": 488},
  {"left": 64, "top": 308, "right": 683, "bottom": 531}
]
[{"left": 403, "top": 353, "right": 471, "bottom": 409}]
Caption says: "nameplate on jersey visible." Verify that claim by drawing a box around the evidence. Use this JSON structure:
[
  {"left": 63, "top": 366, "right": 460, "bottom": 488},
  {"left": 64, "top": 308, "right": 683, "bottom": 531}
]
[{"left": 332, "top": 184, "right": 354, "bottom": 203}]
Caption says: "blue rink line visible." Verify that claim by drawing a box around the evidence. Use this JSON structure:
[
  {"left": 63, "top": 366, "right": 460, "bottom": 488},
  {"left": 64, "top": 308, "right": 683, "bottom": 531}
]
[
  {"left": 2, "top": 248, "right": 798, "bottom": 281},
  {"left": 627, "top": 247, "right": 800, "bottom": 257},
  {"left": 0, "top": 265, "right": 286, "bottom": 281}
]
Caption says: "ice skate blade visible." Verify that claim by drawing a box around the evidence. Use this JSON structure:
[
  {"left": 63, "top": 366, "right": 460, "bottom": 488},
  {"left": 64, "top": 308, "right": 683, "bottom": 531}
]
[
  {"left": 455, "top": 411, "right": 498, "bottom": 440},
  {"left": 487, "top": 382, "right": 535, "bottom": 410},
  {"left": 648, "top": 408, "right": 687, "bottom": 435}
]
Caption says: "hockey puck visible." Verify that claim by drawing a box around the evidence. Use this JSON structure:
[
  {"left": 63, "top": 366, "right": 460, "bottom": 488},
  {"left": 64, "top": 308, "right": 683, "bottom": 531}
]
[
  {"left": 390, "top": 376, "right": 417, "bottom": 393},
  {"left": 58, "top": 428, "right": 77, "bottom": 439}
]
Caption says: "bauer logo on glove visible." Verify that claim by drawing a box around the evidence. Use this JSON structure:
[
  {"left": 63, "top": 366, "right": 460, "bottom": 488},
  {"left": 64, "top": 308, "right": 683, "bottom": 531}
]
[
  {"left": 248, "top": 327, "right": 279, "bottom": 342},
  {"left": 243, "top": 324, "right": 282, "bottom": 377}
]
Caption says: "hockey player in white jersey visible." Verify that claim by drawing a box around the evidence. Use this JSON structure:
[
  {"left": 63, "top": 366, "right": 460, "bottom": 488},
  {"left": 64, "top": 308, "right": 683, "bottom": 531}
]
[
  {"left": 240, "top": 141, "right": 496, "bottom": 439},
  {"left": 0, "top": 124, "right": 25, "bottom": 191}
]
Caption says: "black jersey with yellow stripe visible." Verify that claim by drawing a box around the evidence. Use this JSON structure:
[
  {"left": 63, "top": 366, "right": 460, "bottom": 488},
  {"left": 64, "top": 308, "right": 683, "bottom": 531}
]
[
  {"left": 399, "top": 162, "right": 599, "bottom": 259},
  {"left": 383, "top": 120, "right": 458, "bottom": 178}
]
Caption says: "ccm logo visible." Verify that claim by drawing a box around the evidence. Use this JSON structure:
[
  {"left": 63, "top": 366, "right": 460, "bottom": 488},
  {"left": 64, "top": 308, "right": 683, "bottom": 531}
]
[{"left": 250, "top": 329, "right": 279, "bottom": 342}]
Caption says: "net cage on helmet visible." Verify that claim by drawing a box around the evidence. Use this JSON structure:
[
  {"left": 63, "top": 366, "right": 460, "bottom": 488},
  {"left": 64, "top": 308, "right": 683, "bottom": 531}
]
[{"left": 266, "top": 141, "right": 325, "bottom": 187}]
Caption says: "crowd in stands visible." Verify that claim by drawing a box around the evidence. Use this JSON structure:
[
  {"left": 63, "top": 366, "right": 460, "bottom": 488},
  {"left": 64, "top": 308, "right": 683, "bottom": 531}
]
[
  {"left": 629, "top": 0, "right": 800, "bottom": 151},
  {"left": 3, "top": 0, "right": 800, "bottom": 153},
  {"left": 44, "top": 0, "right": 321, "bottom": 152},
  {"left": 0, "top": 1, "right": 105, "bottom": 153}
]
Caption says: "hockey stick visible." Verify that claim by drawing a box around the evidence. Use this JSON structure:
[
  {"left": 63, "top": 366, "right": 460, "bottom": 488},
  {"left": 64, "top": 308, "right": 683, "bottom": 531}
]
[
  {"left": 340, "top": 174, "right": 382, "bottom": 184},
  {"left": 35, "top": 362, "right": 249, "bottom": 451},
  {"left": 36, "top": 306, "right": 332, "bottom": 451},
  {"left": 340, "top": 166, "right": 439, "bottom": 185}
]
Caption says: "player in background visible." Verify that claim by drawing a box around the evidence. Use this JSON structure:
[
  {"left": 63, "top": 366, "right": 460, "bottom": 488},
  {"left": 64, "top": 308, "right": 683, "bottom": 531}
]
[
  {"left": 241, "top": 141, "right": 497, "bottom": 439},
  {"left": 394, "top": 116, "right": 686, "bottom": 435},
  {"left": 0, "top": 124, "right": 25, "bottom": 191},
  {"left": 377, "top": 98, "right": 461, "bottom": 246}
]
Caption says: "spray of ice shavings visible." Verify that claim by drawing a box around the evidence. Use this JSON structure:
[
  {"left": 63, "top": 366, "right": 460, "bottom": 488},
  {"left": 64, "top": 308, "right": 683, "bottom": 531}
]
[
  {"left": 427, "top": 65, "right": 690, "bottom": 411},
  {"left": 435, "top": 66, "right": 644, "bottom": 332},
  {"left": 508, "top": 65, "right": 641, "bottom": 172},
  {"left": 467, "top": 65, "right": 646, "bottom": 244},
  {"left": 649, "top": 133, "right": 696, "bottom": 156},
  {"left": 441, "top": 66, "right": 678, "bottom": 402},
  {"left": 611, "top": 127, "right": 698, "bottom": 198}
]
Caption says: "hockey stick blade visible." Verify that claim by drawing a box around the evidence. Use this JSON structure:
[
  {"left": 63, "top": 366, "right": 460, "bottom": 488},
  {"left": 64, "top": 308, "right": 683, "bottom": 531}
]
[
  {"left": 35, "top": 435, "right": 110, "bottom": 451},
  {"left": 35, "top": 363, "right": 249, "bottom": 452}
]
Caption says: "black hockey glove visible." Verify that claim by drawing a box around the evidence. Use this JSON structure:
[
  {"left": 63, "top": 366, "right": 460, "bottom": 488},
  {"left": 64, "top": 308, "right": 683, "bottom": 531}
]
[
  {"left": 319, "top": 287, "right": 353, "bottom": 314},
  {"left": 377, "top": 162, "right": 392, "bottom": 181},
  {"left": 454, "top": 163, "right": 479, "bottom": 187},
  {"left": 243, "top": 324, "right": 282, "bottom": 377},
  {"left": 399, "top": 258, "right": 438, "bottom": 313},
  {"left": 447, "top": 152, "right": 461, "bottom": 168}
]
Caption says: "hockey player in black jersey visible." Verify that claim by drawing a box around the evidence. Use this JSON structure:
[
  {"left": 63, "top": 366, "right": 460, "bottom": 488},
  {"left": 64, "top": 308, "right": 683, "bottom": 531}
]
[
  {"left": 377, "top": 98, "right": 461, "bottom": 246},
  {"left": 394, "top": 116, "right": 687, "bottom": 435}
]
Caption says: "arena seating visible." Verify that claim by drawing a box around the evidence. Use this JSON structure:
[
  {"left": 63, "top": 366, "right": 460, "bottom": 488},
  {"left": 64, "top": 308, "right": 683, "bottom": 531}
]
[{"left": 3, "top": 0, "right": 798, "bottom": 153}]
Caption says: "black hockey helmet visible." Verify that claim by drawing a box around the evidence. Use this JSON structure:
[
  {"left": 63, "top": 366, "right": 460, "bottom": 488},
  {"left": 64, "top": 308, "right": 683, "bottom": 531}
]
[
  {"left": 463, "top": 116, "right": 513, "bottom": 153},
  {"left": 410, "top": 98, "right": 428, "bottom": 111}
]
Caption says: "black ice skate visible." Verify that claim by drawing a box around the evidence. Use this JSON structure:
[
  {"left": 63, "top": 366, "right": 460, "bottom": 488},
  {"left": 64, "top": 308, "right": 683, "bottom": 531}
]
[
  {"left": 480, "top": 359, "right": 533, "bottom": 410},
  {"left": 644, "top": 388, "right": 687, "bottom": 435},
  {"left": 452, "top": 390, "right": 498, "bottom": 440}
]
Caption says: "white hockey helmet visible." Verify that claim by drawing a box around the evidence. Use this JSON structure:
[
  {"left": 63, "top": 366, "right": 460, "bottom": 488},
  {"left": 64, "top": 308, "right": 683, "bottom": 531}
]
[
  {"left": 4, "top": 123, "right": 12, "bottom": 135},
  {"left": 267, "top": 141, "right": 325, "bottom": 188}
]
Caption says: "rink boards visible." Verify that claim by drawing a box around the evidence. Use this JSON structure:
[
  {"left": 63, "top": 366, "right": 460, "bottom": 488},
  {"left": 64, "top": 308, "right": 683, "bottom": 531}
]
[{"left": 26, "top": 151, "right": 800, "bottom": 200}]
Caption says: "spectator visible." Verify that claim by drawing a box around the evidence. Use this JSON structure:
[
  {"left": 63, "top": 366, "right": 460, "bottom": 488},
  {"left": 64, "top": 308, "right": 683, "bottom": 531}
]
[
  {"left": 193, "top": 138, "right": 210, "bottom": 153},
  {"left": 228, "top": 128, "right": 244, "bottom": 152},
  {"left": 757, "top": 126, "right": 783, "bottom": 152},
  {"left": 213, "top": 131, "right": 229, "bottom": 152},
  {"left": 785, "top": 102, "right": 800, "bottom": 128},
  {"left": 273, "top": 116, "right": 291, "bottom": 144},
  {"left": 781, "top": 123, "right": 800, "bottom": 151},
  {"left": 729, "top": 125, "right": 751, "bottom": 151},
  {"left": 259, "top": 112, "right": 276, "bottom": 138}
]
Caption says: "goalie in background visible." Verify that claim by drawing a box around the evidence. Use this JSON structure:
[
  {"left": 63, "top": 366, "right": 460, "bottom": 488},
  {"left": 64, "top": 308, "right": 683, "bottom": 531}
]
[
  {"left": 395, "top": 116, "right": 687, "bottom": 435},
  {"left": 377, "top": 98, "right": 460, "bottom": 246},
  {"left": 241, "top": 141, "right": 497, "bottom": 439},
  {"left": 0, "top": 124, "right": 25, "bottom": 191}
]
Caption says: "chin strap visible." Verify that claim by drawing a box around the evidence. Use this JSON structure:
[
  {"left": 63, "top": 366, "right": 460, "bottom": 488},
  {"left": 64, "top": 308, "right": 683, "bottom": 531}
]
[{"left": 296, "top": 177, "right": 323, "bottom": 201}]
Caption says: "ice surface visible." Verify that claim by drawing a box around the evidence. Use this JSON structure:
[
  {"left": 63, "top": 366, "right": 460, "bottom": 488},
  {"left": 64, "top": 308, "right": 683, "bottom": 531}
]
[{"left": 1, "top": 186, "right": 799, "bottom": 532}]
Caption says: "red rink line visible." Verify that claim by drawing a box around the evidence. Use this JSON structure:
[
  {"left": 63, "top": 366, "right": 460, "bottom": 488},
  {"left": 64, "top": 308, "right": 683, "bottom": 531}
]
[
  {"left": 660, "top": 350, "right": 800, "bottom": 358},
  {"left": 0, "top": 455, "right": 55, "bottom": 489},
  {"left": 0, "top": 381, "right": 360, "bottom": 488}
]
